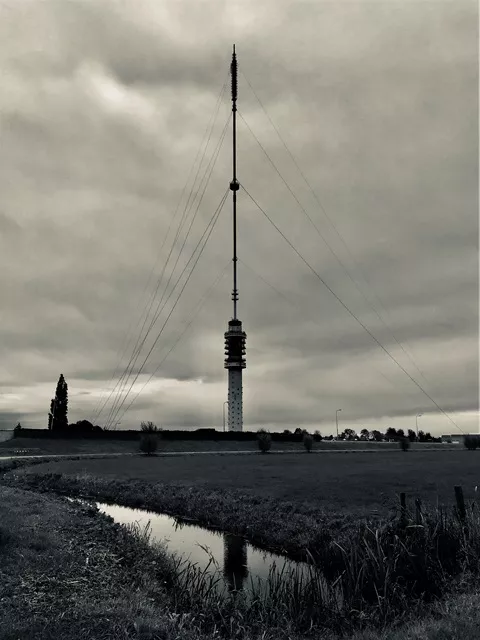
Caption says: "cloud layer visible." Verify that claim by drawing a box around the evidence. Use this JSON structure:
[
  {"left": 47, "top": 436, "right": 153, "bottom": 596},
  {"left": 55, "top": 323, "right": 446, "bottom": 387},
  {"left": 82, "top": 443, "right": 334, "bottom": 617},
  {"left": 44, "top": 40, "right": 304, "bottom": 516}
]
[{"left": 0, "top": 0, "right": 477, "bottom": 435}]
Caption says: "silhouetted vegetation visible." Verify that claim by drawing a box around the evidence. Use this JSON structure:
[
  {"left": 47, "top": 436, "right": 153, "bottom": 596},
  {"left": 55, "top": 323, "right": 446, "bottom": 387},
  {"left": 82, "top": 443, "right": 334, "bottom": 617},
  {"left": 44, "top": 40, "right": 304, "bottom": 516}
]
[
  {"left": 69, "top": 420, "right": 103, "bottom": 433},
  {"left": 139, "top": 434, "right": 158, "bottom": 455},
  {"left": 257, "top": 429, "right": 272, "bottom": 453},
  {"left": 12, "top": 423, "right": 447, "bottom": 445},
  {"left": 140, "top": 421, "right": 161, "bottom": 433},
  {"left": 340, "top": 428, "right": 356, "bottom": 440},
  {"left": 48, "top": 374, "right": 68, "bottom": 431},
  {"left": 139, "top": 422, "right": 161, "bottom": 454},
  {"left": 464, "top": 435, "right": 480, "bottom": 450},
  {"left": 385, "top": 427, "right": 398, "bottom": 441},
  {"left": 302, "top": 433, "right": 313, "bottom": 452}
]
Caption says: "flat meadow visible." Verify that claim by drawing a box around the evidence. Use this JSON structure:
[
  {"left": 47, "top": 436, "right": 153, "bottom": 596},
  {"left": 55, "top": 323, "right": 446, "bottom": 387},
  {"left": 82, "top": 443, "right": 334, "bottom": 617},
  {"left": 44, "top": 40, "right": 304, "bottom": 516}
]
[
  {"left": 0, "top": 435, "right": 450, "bottom": 456},
  {"left": 3, "top": 443, "right": 480, "bottom": 640},
  {"left": 14, "top": 447, "right": 477, "bottom": 515}
]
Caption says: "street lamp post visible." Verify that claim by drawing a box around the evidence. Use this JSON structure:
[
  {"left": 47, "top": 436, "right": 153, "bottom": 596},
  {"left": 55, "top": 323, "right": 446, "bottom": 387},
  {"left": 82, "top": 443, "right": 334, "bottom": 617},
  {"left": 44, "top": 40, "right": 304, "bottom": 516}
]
[
  {"left": 336, "top": 409, "right": 342, "bottom": 439},
  {"left": 223, "top": 401, "right": 229, "bottom": 432},
  {"left": 416, "top": 413, "right": 423, "bottom": 440}
]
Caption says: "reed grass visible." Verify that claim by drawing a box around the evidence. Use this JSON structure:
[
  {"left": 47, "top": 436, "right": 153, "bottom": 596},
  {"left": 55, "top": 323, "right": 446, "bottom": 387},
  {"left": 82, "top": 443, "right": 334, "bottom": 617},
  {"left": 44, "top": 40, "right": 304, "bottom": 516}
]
[
  {"left": 4, "top": 469, "right": 480, "bottom": 638},
  {"left": 121, "top": 504, "right": 480, "bottom": 637},
  {"left": 156, "top": 499, "right": 480, "bottom": 637}
]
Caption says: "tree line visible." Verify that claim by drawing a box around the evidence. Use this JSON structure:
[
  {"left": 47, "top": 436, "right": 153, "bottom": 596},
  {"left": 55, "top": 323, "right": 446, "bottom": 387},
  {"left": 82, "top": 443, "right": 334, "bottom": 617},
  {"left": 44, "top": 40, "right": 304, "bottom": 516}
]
[
  {"left": 12, "top": 374, "right": 440, "bottom": 443},
  {"left": 284, "top": 426, "right": 439, "bottom": 443}
]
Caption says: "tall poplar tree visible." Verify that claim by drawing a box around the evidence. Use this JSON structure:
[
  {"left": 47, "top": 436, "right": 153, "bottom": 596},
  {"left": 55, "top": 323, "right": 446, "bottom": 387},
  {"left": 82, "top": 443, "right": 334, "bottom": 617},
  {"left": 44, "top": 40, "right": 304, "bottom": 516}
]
[{"left": 48, "top": 374, "right": 68, "bottom": 431}]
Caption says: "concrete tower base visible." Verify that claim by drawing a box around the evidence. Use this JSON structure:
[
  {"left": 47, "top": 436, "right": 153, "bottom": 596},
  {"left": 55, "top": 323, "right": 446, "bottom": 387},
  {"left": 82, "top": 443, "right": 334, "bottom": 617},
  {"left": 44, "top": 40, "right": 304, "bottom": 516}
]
[
  {"left": 228, "top": 369, "right": 243, "bottom": 431},
  {"left": 228, "top": 368, "right": 243, "bottom": 431},
  {"left": 224, "top": 318, "right": 246, "bottom": 432}
]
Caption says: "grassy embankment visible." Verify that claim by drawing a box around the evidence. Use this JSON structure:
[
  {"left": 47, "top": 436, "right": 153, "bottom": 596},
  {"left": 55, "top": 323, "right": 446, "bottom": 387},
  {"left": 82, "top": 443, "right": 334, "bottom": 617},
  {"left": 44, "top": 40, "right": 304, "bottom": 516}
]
[
  {"left": 3, "top": 450, "right": 478, "bottom": 562},
  {"left": 9, "top": 449, "right": 477, "bottom": 512},
  {"left": 0, "top": 435, "right": 454, "bottom": 456},
  {"left": 2, "top": 450, "right": 480, "bottom": 639},
  {"left": 0, "top": 485, "right": 223, "bottom": 640},
  {"left": 2, "top": 480, "right": 480, "bottom": 640}
]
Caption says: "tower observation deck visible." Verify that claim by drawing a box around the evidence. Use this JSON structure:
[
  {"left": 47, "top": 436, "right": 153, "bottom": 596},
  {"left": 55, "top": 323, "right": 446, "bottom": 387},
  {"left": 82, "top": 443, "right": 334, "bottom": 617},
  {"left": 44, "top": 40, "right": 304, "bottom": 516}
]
[{"left": 224, "top": 318, "right": 246, "bottom": 431}]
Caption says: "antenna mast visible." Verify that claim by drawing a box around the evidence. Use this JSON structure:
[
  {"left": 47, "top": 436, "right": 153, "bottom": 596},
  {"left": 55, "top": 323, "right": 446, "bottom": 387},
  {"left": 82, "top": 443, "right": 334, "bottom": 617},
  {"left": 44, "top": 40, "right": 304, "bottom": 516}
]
[
  {"left": 230, "top": 44, "right": 239, "bottom": 319},
  {"left": 224, "top": 45, "right": 246, "bottom": 432}
]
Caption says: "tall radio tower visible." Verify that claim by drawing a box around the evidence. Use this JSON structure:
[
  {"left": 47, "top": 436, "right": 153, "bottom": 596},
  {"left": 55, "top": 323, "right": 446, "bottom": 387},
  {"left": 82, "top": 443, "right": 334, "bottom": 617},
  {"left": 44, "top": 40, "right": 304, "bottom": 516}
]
[{"left": 224, "top": 45, "right": 246, "bottom": 432}]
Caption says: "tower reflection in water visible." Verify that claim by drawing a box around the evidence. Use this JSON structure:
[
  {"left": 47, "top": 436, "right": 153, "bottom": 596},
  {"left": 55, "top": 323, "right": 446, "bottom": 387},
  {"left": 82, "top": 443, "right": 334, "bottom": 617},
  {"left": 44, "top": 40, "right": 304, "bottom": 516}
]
[{"left": 223, "top": 533, "right": 248, "bottom": 592}]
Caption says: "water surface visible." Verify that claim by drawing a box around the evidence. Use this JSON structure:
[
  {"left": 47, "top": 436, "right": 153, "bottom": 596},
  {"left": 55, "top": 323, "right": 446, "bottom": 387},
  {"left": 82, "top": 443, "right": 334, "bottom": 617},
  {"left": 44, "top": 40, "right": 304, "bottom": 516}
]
[{"left": 97, "top": 501, "right": 313, "bottom": 594}]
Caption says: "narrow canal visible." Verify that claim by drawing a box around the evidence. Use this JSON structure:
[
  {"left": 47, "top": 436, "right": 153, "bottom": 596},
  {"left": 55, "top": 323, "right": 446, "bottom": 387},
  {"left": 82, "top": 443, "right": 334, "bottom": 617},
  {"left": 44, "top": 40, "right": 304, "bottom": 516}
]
[{"left": 95, "top": 501, "right": 323, "bottom": 596}]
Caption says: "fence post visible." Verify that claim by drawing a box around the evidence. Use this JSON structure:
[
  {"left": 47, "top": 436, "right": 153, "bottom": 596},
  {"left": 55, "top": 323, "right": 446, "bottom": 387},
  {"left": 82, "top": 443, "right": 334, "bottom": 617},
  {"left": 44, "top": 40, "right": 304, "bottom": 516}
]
[{"left": 415, "top": 497, "right": 422, "bottom": 525}]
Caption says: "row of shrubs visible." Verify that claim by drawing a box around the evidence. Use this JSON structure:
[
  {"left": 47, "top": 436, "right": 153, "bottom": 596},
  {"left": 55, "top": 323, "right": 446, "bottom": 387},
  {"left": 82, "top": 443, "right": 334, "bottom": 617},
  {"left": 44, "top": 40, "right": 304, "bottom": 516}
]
[
  {"left": 139, "top": 423, "right": 320, "bottom": 456},
  {"left": 139, "top": 424, "right": 423, "bottom": 455},
  {"left": 140, "top": 429, "right": 480, "bottom": 456},
  {"left": 258, "top": 431, "right": 416, "bottom": 453}
]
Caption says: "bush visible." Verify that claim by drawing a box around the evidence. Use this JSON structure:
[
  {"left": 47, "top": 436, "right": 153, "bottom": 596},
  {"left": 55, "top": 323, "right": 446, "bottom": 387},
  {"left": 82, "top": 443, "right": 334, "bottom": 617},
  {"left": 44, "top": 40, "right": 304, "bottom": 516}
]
[
  {"left": 303, "top": 433, "right": 314, "bottom": 452},
  {"left": 13, "top": 422, "right": 22, "bottom": 437},
  {"left": 464, "top": 435, "right": 480, "bottom": 450},
  {"left": 139, "top": 433, "right": 159, "bottom": 455},
  {"left": 140, "top": 421, "right": 161, "bottom": 433},
  {"left": 257, "top": 429, "right": 272, "bottom": 453},
  {"left": 400, "top": 437, "right": 410, "bottom": 452}
]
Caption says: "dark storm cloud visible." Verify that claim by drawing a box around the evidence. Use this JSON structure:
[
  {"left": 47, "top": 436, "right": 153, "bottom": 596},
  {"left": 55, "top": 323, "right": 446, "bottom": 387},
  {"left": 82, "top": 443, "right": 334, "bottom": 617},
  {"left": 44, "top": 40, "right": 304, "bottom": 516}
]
[{"left": 0, "top": 0, "right": 477, "bottom": 433}]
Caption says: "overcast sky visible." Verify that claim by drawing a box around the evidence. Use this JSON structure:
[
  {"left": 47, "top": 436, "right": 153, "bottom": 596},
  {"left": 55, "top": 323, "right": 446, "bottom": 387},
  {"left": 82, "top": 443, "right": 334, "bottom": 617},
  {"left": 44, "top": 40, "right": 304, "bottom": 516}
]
[{"left": 0, "top": 0, "right": 478, "bottom": 436}]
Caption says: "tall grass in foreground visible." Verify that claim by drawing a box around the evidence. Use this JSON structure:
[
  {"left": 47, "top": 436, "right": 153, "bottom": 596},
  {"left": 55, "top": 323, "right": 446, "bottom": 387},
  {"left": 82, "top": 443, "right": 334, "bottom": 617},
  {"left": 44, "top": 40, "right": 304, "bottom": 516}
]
[
  {"left": 125, "top": 519, "right": 342, "bottom": 637},
  {"left": 309, "top": 499, "right": 480, "bottom": 631},
  {"left": 5, "top": 470, "right": 480, "bottom": 637},
  {"left": 123, "top": 497, "right": 480, "bottom": 637}
]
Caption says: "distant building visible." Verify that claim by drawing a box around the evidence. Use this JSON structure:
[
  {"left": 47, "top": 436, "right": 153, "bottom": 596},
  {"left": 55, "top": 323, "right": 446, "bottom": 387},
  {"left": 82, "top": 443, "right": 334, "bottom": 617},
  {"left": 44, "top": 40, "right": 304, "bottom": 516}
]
[{"left": 441, "top": 434, "right": 462, "bottom": 443}]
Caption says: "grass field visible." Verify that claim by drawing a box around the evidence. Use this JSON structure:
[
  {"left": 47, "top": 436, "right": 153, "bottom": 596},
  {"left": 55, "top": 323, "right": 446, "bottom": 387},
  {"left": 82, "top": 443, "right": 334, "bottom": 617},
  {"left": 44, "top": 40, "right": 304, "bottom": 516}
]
[
  {"left": 14, "top": 449, "right": 477, "bottom": 515},
  {"left": 4, "top": 485, "right": 480, "bottom": 640},
  {"left": 0, "top": 485, "right": 209, "bottom": 640},
  {"left": 3, "top": 448, "right": 480, "bottom": 639},
  {"left": 0, "top": 435, "right": 453, "bottom": 456}
]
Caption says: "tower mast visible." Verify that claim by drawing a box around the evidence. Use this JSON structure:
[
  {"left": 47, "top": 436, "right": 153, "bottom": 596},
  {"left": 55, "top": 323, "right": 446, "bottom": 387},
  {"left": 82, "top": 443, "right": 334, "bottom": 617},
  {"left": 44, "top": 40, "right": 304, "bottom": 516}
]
[
  {"left": 224, "top": 45, "right": 246, "bottom": 432},
  {"left": 231, "top": 44, "right": 238, "bottom": 319}
]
